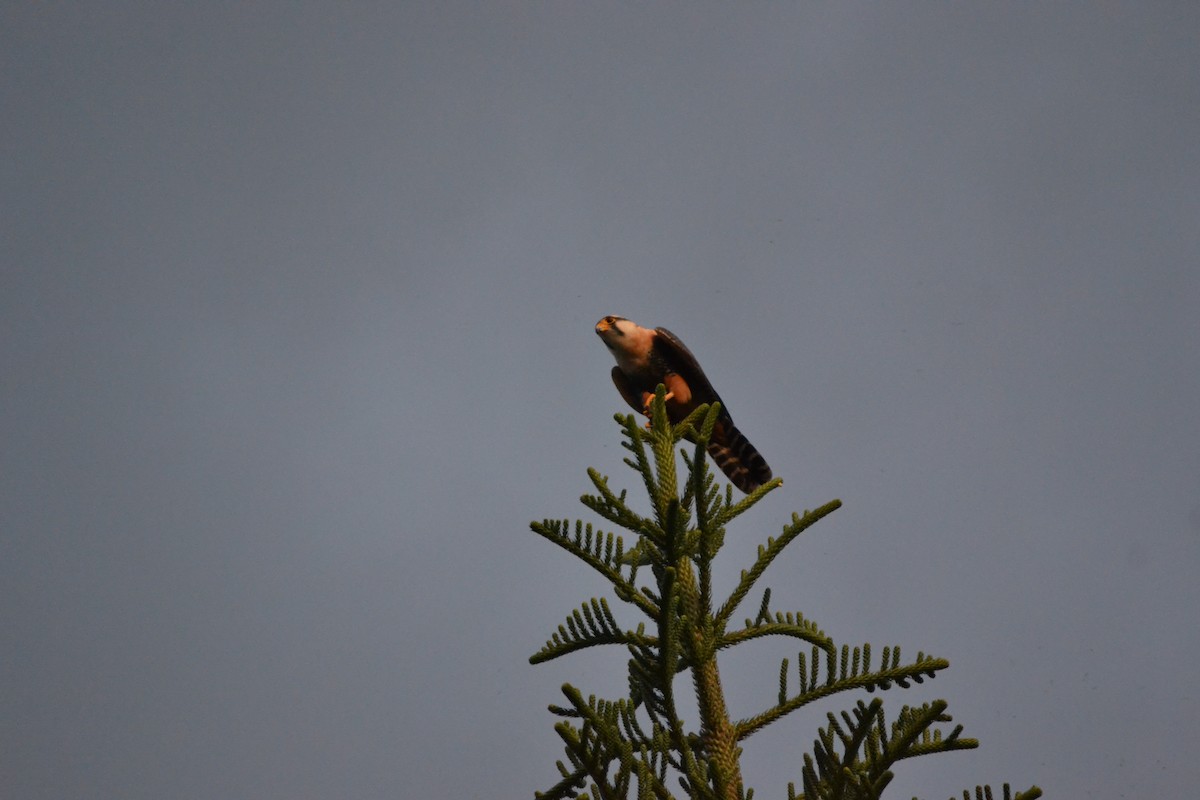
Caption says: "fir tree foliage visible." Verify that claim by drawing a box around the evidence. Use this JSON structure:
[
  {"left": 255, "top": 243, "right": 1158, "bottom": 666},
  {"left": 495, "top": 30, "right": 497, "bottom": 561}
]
[{"left": 530, "top": 387, "right": 1040, "bottom": 800}]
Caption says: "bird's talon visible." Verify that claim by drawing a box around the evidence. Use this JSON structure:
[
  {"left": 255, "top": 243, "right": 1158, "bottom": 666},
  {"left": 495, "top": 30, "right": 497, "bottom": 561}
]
[{"left": 641, "top": 391, "right": 675, "bottom": 418}]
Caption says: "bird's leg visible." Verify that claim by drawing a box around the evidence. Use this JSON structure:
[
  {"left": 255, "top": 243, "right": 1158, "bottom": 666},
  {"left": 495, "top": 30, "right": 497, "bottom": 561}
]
[
  {"left": 644, "top": 373, "right": 690, "bottom": 426},
  {"left": 640, "top": 391, "right": 675, "bottom": 428}
]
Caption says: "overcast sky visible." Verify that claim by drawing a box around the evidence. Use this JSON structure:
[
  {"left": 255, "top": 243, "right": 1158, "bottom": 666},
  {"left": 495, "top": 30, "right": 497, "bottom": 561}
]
[{"left": 3, "top": 3, "right": 1198, "bottom": 799}]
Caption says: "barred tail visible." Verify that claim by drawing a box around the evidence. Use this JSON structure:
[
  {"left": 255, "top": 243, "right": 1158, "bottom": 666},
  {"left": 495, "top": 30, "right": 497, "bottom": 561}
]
[{"left": 707, "top": 419, "right": 773, "bottom": 493}]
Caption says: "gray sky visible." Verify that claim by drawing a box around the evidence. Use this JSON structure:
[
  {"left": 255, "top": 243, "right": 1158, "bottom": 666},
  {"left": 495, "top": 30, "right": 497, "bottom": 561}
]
[{"left": 3, "top": 3, "right": 1198, "bottom": 798}]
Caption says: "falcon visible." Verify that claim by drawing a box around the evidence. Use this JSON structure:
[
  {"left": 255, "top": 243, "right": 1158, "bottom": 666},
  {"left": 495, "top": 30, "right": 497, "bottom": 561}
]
[{"left": 595, "top": 315, "right": 773, "bottom": 493}]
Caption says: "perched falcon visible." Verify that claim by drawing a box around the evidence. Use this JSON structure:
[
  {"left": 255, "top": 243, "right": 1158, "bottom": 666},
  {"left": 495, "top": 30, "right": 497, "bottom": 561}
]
[{"left": 595, "top": 315, "right": 772, "bottom": 493}]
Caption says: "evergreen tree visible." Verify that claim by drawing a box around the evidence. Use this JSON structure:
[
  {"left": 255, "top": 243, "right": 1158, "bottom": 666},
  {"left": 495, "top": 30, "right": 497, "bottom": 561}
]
[{"left": 530, "top": 388, "right": 1041, "bottom": 800}]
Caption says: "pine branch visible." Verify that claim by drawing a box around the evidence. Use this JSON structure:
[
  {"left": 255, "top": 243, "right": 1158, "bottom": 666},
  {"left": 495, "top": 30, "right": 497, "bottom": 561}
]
[
  {"left": 950, "top": 786, "right": 1043, "bottom": 800},
  {"left": 647, "top": 388, "right": 682, "bottom": 520},
  {"left": 673, "top": 400, "right": 721, "bottom": 450},
  {"left": 615, "top": 411, "right": 661, "bottom": 512},
  {"left": 876, "top": 700, "right": 978, "bottom": 769},
  {"left": 794, "top": 698, "right": 981, "bottom": 800},
  {"left": 530, "top": 517, "right": 660, "bottom": 618},
  {"left": 582, "top": 467, "right": 667, "bottom": 547},
  {"left": 532, "top": 598, "right": 659, "bottom": 664},
  {"left": 714, "top": 500, "right": 843, "bottom": 631},
  {"left": 712, "top": 476, "right": 783, "bottom": 528},
  {"left": 549, "top": 685, "right": 676, "bottom": 800},
  {"left": 718, "top": 615, "right": 832, "bottom": 653},
  {"left": 736, "top": 645, "right": 949, "bottom": 742}
]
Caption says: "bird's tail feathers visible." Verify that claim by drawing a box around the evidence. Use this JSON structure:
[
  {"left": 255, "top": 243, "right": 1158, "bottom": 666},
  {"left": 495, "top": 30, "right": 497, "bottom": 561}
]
[{"left": 707, "top": 421, "right": 772, "bottom": 494}]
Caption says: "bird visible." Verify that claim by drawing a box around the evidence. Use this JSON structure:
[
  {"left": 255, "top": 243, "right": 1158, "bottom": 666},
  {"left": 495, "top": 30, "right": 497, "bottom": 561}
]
[{"left": 594, "top": 315, "right": 772, "bottom": 493}]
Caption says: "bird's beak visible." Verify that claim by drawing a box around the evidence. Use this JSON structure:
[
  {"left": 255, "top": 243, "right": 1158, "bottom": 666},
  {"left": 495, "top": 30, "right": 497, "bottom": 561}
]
[{"left": 595, "top": 317, "right": 613, "bottom": 334}]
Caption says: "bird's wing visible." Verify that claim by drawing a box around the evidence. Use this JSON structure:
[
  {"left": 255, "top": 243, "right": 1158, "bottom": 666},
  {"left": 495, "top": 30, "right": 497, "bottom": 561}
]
[
  {"left": 653, "top": 328, "right": 773, "bottom": 492},
  {"left": 611, "top": 366, "right": 645, "bottom": 413},
  {"left": 706, "top": 421, "right": 773, "bottom": 492},
  {"left": 653, "top": 327, "right": 724, "bottom": 409}
]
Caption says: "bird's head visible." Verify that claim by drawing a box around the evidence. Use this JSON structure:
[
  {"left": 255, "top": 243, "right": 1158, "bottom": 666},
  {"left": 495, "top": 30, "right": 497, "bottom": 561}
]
[
  {"left": 596, "top": 315, "right": 654, "bottom": 368},
  {"left": 595, "top": 314, "right": 636, "bottom": 346},
  {"left": 595, "top": 315, "right": 627, "bottom": 336}
]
